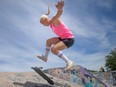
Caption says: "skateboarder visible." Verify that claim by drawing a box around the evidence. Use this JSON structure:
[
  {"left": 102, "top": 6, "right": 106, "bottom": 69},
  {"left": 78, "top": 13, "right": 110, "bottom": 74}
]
[{"left": 37, "top": 0, "right": 74, "bottom": 70}]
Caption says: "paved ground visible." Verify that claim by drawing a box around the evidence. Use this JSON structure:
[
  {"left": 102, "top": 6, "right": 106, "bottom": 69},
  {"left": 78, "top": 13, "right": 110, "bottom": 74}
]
[{"left": 0, "top": 72, "right": 82, "bottom": 87}]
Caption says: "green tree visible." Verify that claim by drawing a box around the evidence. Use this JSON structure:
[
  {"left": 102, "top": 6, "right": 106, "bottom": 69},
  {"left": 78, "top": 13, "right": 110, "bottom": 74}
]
[{"left": 105, "top": 48, "right": 116, "bottom": 71}]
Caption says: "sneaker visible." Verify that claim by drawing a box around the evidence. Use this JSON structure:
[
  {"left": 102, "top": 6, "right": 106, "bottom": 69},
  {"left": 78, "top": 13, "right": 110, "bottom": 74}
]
[
  {"left": 37, "top": 54, "right": 48, "bottom": 62},
  {"left": 66, "top": 61, "right": 74, "bottom": 70}
]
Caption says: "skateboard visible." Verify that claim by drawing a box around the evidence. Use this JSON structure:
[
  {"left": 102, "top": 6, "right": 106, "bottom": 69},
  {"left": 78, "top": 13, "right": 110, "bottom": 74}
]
[{"left": 31, "top": 67, "right": 54, "bottom": 85}]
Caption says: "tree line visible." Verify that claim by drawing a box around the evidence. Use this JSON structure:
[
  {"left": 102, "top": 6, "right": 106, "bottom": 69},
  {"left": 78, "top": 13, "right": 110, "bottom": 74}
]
[{"left": 105, "top": 48, "right": 116, "bottom": 71}]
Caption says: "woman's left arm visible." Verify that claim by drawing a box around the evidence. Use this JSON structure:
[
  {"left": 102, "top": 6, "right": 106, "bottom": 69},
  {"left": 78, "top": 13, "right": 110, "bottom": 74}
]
[{"left": 51, "top": 0, "right": 64, "bottom": 23}]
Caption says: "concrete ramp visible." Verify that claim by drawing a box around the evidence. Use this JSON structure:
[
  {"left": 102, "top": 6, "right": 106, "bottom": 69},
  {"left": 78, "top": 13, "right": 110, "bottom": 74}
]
[{"left": 44, "top": 65, "right": 113, "bottom": 87}]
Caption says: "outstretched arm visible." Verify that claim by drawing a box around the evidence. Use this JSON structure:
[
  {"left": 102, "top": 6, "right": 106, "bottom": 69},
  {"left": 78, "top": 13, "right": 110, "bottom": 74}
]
[
  {"left": 55, "top": 0, "right": 64, "bottom": 18},
  {"left": 51, "top": 0, "right": 64, "bottom": 25}
]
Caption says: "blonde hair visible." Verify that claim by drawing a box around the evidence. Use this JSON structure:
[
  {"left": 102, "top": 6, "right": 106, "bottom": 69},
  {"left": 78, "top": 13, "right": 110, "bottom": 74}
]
[{"left": 40, "top": 6, "right": 50, "bottom": 22}]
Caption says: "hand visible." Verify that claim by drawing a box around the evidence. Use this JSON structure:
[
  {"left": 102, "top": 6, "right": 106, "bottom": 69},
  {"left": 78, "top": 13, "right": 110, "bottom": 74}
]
[{"left": 56, "top": 0, "right": 64, "bottom": 10}]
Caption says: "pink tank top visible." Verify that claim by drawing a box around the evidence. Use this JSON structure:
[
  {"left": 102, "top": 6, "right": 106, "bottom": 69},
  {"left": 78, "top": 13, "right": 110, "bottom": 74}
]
[{"left": 50, "top": 21, "right": 74, "bottom": 39}]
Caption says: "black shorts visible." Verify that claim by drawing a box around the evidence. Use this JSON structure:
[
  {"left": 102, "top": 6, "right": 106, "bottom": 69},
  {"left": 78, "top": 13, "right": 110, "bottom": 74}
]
[{"left": 59, "top": 37, "right": 75, "bottom": 48}]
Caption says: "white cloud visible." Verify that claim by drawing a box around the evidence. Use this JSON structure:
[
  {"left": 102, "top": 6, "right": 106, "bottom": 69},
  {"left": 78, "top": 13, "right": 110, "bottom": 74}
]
[{"left": 63, "top": 50, "right": 108, "bottom": 71}]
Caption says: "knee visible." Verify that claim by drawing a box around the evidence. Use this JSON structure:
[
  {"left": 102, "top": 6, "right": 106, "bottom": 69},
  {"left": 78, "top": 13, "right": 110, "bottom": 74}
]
[
  {"left": 51, "top": 46, "right": 58, "bottom": 54},
  {"left": 46, "top": 39, "right": 51, "bottom": 46}
]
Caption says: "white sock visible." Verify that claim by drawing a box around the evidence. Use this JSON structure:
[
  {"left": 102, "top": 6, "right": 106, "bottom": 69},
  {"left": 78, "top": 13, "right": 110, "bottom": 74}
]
[
  {"left": 57, "top": 51, "right": 71, "bottom": 64},
  {"left": 44, "top": 46, "right": 51, "bottom": 58}
]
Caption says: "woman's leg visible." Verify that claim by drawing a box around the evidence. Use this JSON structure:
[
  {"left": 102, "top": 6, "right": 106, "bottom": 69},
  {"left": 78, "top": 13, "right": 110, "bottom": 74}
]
[
  {"left": 51, "top": 41, "right": 73, "bottom": 70},
  {"left": 37, "top": 37, "right": 60, "bottom": 62},
  {"left": 51, "top": 41, "right": 67, "bottom": 55}
]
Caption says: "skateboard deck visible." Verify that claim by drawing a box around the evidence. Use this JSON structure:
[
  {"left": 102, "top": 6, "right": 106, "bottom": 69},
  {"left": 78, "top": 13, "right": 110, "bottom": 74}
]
[{"left": 31, "top": 67, "right": 54, "bottom": 85}]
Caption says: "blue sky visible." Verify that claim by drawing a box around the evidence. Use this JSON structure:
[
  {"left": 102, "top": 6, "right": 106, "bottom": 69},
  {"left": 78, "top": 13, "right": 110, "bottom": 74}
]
[{"left": 0, "top": 0, "right": 116, "bottom": 72}]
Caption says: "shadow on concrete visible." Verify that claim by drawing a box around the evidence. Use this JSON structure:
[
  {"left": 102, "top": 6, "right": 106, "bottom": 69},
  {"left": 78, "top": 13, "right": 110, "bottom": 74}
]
[{"left": 13, "top": 81, "right": 55, "bottom": 87}]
